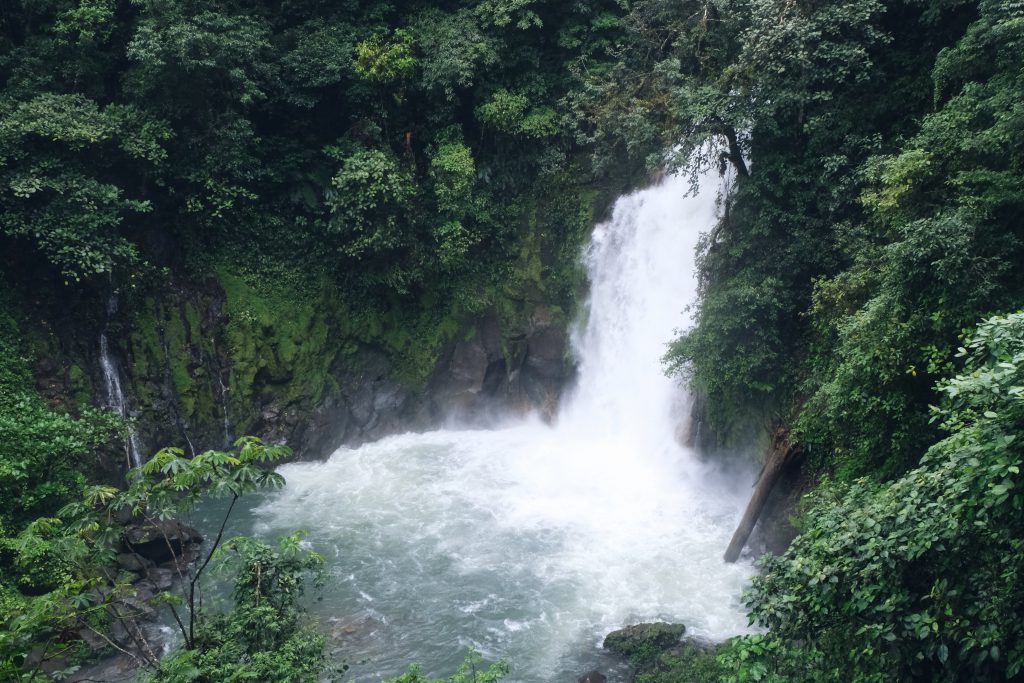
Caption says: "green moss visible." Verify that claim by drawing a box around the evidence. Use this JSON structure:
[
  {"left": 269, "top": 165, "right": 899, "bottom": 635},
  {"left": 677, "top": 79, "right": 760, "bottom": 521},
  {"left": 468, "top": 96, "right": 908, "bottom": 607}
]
[
  {"left": 127, "top": 294, "right": 219, "bottom": 424},
  {"left": 604, "top": 623, "right": 686, "bottom": 664},
  {"left": 163, "top": 304, "right": 196, "bottom": 416},
  {"left": 183, "top": 302, "right": 200, "bottom": 338},
  {"left": 217, "top": 266, "right": 342, "bottom": 428},
  {"left": 128, "top": 297, "right": 162, "bottom": 406},
  {"left": 67, "top": 364, "right": 91, "bottom": 407}
]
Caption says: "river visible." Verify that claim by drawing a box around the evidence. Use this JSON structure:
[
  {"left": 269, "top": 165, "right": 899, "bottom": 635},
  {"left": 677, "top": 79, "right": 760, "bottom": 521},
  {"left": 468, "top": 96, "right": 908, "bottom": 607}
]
[{"left": 195, "top": 172, "right": 756, "bottom": 681}]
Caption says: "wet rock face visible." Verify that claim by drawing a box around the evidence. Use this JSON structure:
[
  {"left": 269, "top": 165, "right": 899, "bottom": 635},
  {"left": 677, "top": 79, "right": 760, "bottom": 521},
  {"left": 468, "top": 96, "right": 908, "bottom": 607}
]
[
  {"left": 426, "top": 306, "right": 572, "bottom": 425},
  {"left": 301, "top": 307, "right": 573, "bottom": 459},
  {"left": 40, "top": 273, "right": 574, "bottom": 468}
]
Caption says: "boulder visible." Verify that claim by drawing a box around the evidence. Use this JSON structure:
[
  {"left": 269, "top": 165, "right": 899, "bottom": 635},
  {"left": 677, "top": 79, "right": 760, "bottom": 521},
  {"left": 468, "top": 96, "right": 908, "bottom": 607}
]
[
  {"left": 578, "top": 670, "right": 607, "bottom": 683},
  {"left": 123, "top": 520, "right": 203, "bottom": 563},
  {"left": 145, "top": 567, "right": 178, "bottom": 591},
  {"left": 161, "top": 542, "right": 201, "bottom": 570},
  {"left": 603, "top": 622, "right": 686, "bottom": 660},
  {"left": 119, "top": 596, "right": 156, "bottom": 620},
  {"left": 115, "top": 552, "right": 154, "bottom": 573},
  {"left": 77, "top": 627, "right": 108, "bottom": 652}
]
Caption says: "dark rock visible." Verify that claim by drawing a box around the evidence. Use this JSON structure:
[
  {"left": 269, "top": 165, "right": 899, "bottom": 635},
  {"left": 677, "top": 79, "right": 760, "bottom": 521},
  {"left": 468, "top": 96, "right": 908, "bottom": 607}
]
[
  {"left": 132, "top": 585, "right": 155, "bottom": 602},
  {"left": 449, "top": 337, "right": 490, "bottom": 391},
  {"left": 110, "top": 618, "right": 130, "bottom": 645},
  {"left": 523, "top": 315, "right": 568, "bottom": 380},
  {"left": 373, "top": 383, "right": 408, "bottom": 418},
  {"left": 146, "top": 567, "right": 178, "bottom": 591},
  {"left": 161, "top": 543, "right": 201, "bottom": 570},
  {"left": 120, "top": 596, "right": 156, "bottom": 620},
  {"left": 578, "top": 670, "right": 607, "bottom": 683},
  {"left": 115, "top": 552, "right": 154, "bottom": 572},
  {"left": 603, "top": 622, "right": 686, "bottom": 660},
  {"left": 68, "top": 653, "right": 137, "bottom": 682},
  {"left": 123, "top": 520, "right": 203, "bottom": 563},
  {"left": 61, "top": 272, "right": 576, "bottom": 472},
  {"left": 78, "top": 627, "right": 108, "bottom": 652}
]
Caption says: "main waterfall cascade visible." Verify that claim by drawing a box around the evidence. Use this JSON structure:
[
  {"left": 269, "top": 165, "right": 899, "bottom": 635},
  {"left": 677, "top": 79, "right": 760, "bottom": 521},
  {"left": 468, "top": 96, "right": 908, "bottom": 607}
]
[{"left": 228, "top": 172, "right": 757, "bottom": 680}]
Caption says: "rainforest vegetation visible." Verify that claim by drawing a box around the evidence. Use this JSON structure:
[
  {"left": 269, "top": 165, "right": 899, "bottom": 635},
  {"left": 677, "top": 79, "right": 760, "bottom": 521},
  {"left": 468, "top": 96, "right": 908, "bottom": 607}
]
[{"left": 1, "top": 0, "right": 1022, "bottom": 681}]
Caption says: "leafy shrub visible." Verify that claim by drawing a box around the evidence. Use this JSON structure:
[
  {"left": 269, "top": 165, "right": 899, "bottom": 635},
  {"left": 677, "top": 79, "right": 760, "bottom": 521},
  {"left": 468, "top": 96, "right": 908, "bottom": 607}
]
[{"left": 730, "top": 314, "right": 1024, "bottom": 682}]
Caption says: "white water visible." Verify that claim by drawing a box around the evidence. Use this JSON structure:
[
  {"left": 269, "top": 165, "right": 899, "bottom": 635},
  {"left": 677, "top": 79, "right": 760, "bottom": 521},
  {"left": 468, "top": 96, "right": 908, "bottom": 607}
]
[
  {"left": 99, "top": 294, "right": 143, "bottom": 468},
  {"left": 228, "top": 173, "right": 756, "bottom": 680}
]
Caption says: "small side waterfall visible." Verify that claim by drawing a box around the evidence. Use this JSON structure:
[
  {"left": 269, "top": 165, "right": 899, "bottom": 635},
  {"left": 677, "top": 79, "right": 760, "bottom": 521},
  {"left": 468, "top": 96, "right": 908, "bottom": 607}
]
[
  {"left": 99, "top": 294, "right": 143, "bottom": 468},
  {"left": 216, "top": 367, "right": 232, "bottom": 448}
]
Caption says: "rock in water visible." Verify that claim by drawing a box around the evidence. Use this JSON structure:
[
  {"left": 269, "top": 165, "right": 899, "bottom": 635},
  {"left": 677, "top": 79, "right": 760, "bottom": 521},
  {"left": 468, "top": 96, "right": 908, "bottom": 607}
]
[
  {"left": 603, "top": 623, "right": 686, "bottom": 660},
  {"left": 578, "top": 670, "right": 607, "bottom": 683}
]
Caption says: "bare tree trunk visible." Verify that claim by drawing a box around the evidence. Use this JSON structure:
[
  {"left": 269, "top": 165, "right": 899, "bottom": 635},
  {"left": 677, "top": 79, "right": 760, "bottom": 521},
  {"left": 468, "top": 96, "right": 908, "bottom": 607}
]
[
  {"left": 722, "top": 126, "right": 749, "bottom": 178},
  {"left": 724, "top": 423, "right": 797, "bottom": 563}
]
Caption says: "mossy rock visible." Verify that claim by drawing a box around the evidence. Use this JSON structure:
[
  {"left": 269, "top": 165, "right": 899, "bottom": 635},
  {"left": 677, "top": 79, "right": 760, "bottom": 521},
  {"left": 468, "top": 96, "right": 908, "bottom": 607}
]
[
  {"left": 68, "top": 363, "right": 92, "bottom": 407},
  {"left": 604, "top": 623, "right": 686, "bottom": 663}
]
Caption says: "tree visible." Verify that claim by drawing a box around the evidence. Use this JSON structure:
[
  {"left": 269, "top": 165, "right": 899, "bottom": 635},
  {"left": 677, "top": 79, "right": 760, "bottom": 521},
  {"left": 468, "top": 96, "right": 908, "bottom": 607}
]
[
  {"left": 383, "top": 648, "right": 508, "bottom": 683},
  {"left": 145, "top": 533, "right": 330, "bottom": 683},
  {"left": 0, "top": 94, "right": 169, "bottom": 280},
  {"left": 3, "top": 437, "right": 333, "bottom": 681},
  {"left": 725, "top": 313, "right": 1024, "bottom": 682}
]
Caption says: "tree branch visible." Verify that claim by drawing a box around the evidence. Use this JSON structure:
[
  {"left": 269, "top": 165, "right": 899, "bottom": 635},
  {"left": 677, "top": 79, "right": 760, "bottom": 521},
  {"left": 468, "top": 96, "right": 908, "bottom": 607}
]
[{"left": 188, "top": 492, "right": 238, "bottom": 646}]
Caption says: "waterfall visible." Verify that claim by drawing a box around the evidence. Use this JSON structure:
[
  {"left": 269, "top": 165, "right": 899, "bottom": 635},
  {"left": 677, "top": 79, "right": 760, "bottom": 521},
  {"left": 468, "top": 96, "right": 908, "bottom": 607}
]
[
  {"left": 99, "top": 294, "right": 143, "bottom": 468},
  {"left": 219, "top": 171, "right": 756, "bottom": 681},
  {"left": 216, "top": 367, "right": 232, "bottom": 448}
]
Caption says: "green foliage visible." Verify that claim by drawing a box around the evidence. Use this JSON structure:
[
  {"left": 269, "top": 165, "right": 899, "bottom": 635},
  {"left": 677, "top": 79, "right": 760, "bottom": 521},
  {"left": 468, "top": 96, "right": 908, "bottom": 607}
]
[
  {"left": 411, "top": 9, "right": 498, "bottom": 97},
  {"left": 354, "top": 30, "right": 416, "bottom": 84},
  {"left": 0, "top": 292, "right": 122, "bottom": 680},
  {"left": 731, "top": 314, "right": 1024, "bottom": 682},
  {"left": 125, "top": 7, "right": 274, "bottom": 109},
  {"left": 280, "top": 20, "right": 358, "bottom": 107},
  {"left": 477, "top": 89, "right": 559, "bottom": 138},
  {"left": 146, "top": 532, "right": 329, "bottom": 683},
  {"left": 583, "top": 4, "right": 1024, "bottom": 680},
  {"left": 52, "top": 0, "right": 116, "bottom": 44},
  {"left": 602, "top": 0, "right": 1024, "bottom": 474},
  {"left": 2, "top": 436, "right": 336, "bottom": 681},
  {"left": 633, "top": 642, "right": 727, "bottom": 683},
  {"left": 795, "top": 0, "right": 1024, "bottom": 475},
  {"left": 667, "top": 271, "right": 789, "bottom": 435},
  {"left": 383, "top": 649, "right": 508, "bottom": 683},
  {"left": 326, "top": 147, "right": 416, "bottom": 262},
  {"left": 1, "top": 0, "right": 630, "bottom": 405},
  {"left": 430, "top": 142, "right": 475, "bottom": 214},
  {"left": 0, "top": 93, "right": 170, "bottom": 279},
  {"left": 0, "top": 305, "right": 120, "bottom": 540}
]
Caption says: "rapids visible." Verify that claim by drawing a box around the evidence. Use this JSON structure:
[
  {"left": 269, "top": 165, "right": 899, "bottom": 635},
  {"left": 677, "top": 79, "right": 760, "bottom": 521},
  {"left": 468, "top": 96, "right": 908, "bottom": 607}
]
[{"left": 201, "top": 172, "right": 757, "bottom": 681}]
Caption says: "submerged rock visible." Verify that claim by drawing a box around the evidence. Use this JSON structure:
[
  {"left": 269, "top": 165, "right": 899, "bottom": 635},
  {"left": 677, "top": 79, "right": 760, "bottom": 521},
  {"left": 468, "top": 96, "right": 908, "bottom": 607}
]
[{"left": 578, "top": 670, "right": 608, "bottom": 683}]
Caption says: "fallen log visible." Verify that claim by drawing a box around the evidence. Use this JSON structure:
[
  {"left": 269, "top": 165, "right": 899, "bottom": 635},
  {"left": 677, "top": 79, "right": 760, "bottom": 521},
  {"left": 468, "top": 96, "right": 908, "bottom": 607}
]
[{"left": 724, "top": 423, "right": 799, "bottom": 563}]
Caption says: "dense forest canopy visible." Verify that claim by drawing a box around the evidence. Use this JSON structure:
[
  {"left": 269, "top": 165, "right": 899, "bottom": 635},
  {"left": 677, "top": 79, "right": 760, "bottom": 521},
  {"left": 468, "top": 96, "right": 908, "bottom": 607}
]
[
  {"left": 0, "top": 0, "right": 629, "bottom": 298},
  {"left": 2, "top": 0, "right": 1023, "bottom": 680}
]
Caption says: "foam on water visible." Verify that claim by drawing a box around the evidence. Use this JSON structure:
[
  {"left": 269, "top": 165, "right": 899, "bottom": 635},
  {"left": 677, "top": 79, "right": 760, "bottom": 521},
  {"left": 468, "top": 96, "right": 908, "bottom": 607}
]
[{"left": 241, "top": 172, "right": 757, "bottom": 681}]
